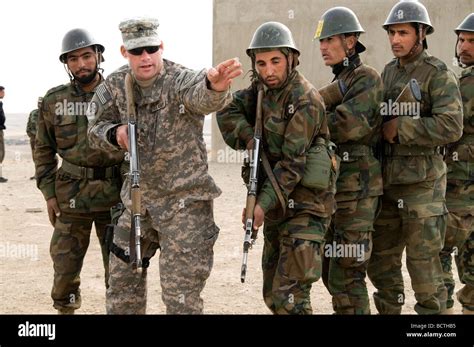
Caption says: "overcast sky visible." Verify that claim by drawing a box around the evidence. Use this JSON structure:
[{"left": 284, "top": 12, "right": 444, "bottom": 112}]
[{"left": 0, "top": 0, "right": 213, "bottom": 113}]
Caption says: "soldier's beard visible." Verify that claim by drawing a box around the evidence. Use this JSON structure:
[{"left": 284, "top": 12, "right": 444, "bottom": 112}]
[{"left": 74, "top": 70, "right": 97, "bottom": 85}]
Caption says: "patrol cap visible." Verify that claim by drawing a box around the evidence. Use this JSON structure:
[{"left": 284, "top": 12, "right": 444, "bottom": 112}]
[{"left": 119, "top": 17, "right": 161, "bottom": 50}]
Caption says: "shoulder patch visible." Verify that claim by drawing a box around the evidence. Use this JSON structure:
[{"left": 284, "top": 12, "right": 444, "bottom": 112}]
[
  {"left": 425, "top": 56, "right": 447, "bottom": 71},
  {"left": 95, "top": 83, "right": 112, "bottom": 105}
]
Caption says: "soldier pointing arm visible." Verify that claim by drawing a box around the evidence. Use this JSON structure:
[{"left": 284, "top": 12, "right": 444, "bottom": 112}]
[{"left": 87, "top": 17, "right": 242, "bottom": 314}]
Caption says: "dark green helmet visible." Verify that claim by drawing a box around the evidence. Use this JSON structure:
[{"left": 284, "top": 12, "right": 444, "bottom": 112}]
[
  {"left": 455, "top": 13, "right": 474, "bottom": 34},
  {"left": 314, "top": 7, "right": 366, "bottom": 53},
  {"left": 59, "top": 28, "right": 105, "bottom": 63},
  {"left": 246, "top": 21, "right": 300, "bottom": 57},
  {"left": 383, "top": 0, "right": 434, "bottom": 34}
]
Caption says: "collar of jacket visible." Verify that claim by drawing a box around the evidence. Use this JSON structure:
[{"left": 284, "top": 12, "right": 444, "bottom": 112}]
[
  {"left": 395, "top": 49, "right": 427, "bottom": 74},
  {"left": 461, "top": 64, "right": 474, "bottom": 79},
  {"left": 332, "top": 53, "right": 361, "bottom": 78}
]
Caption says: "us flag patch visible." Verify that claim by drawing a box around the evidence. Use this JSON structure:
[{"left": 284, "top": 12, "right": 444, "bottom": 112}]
[{"left": 96, "top": 83, "right": 112, "bottom": 105}]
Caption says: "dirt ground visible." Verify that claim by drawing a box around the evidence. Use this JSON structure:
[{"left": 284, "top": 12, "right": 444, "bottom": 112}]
[{"left": 0, "top": 135, "right": 463, "bottom": 314}]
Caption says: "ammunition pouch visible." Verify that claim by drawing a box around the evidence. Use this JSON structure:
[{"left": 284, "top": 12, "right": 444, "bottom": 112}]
[
  {"left": 318, "top": 79, "right": 347, "bottom": 110},
  {"left": 301, "top": 137, "right": 339, "bottom": 190}
]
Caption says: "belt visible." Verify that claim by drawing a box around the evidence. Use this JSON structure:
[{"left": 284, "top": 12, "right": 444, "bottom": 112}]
[
  {"left": 384, "top": 143, "right": 445, "bottom": 156},
  {"left": 61, "top": 160, "right": 120, "bottom": 180},
  {"left": 337, "top": 144, "right": 372, "bottom": 157}
]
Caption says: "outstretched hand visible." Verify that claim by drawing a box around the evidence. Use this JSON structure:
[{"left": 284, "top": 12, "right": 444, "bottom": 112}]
[{"left": 207, "top": 58, "right": 243, "bottom": 92}]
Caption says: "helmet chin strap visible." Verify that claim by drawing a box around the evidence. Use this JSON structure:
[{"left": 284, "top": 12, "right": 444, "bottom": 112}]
[
  {"left": 405, "top": 24, "right": 424, "bottom": 59},
  {"left": 341, "top": 35, "right": 351, "bottom": 58}
]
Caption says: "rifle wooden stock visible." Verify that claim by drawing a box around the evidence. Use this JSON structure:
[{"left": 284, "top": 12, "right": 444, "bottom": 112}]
[{"left": 384, "top": 78, "right": 422, "bottom": 123}]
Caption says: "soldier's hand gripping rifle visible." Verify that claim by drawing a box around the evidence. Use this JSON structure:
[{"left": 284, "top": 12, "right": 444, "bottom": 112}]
[
  {"left": 125, "top": 73, "right": 143, "bottom": 273},
  {"left": 241, "top": 84, "right": 264, "bottom": 283},
  {"left": 318, "top": 79, "right": 348, "bottom": 110}
]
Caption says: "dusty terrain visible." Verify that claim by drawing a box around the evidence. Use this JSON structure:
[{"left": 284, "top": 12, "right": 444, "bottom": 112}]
[{"left": 0, "top": 115, "right": 463, "bottom": 314}]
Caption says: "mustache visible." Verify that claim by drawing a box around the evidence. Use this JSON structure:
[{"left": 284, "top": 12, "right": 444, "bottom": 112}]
[
  {"left": 459, "top": 52, "right": 473, "bottom": 58},
  {"left": 75, "top": 68, "right": 93, "bottom": 75}
]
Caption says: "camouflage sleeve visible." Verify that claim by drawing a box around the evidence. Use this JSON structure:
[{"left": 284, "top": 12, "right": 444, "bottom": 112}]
[
  {"left": 26, "top": 110, "right": 37, "bottom": 138},
  {"left": 174, "top": 68, "right": 233, "bottom": 116},
  {"left": 216, "top": 85, "right": 256, "bottom": 151},
  {"left": 257, "top": 101, "right": 325, "bottom": 214},
  {"left": 34, "top": 102, "right": 57, "bottom": 200},
  {"left": 460, "top": 72, "right": 474, "bottom": 130},
  {"left": 328, "top": 72, "right": 383, "bottom": 143},
  {"left": 87, "top": 82, "right": 123, "bottom": 152},
  {"left": 398, "top": 69, "right": 463, "bottom": 146}
]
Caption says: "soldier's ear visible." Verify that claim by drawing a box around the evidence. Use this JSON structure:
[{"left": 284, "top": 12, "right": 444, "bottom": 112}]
[
  {"left": 346, "top": 35, "right": 357, "bottom": 51},
  {"left": 120, "top": 45, "right": 127, "bottom": 58}
]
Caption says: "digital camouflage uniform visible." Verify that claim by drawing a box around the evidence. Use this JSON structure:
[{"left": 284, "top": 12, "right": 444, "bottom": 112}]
[
  {"left": 217, "top": 68, "right": 335, "bottom": 314},
  {"left": 441, "top": 64, "right": 474, "bottom": 311},
  {"left": 321, "top": 54, "right": 383, "bottom": 314},
  {"left": 35, "top": 77, "right": 123, "bottom": 312},
  {"left": 87, "top": 58, "right": 231, "bottom": 314},
  {"left": 27, "top": 108, "right": 39, "bottom": 155},
  {"left": 367, "top": 49, "right": 463, "bottom": 314}
]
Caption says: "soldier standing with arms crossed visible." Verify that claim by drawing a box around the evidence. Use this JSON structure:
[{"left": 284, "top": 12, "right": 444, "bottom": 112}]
[
  {"left": 440, "top": 13, "right": 474, "bottom": 315},
  {"left": 367, "top": 0, "right": 463, "bottom": 314},
  {"left": 315, "top": 7, "right": 383, "bottom": 315},
  {"left": 35, "top": 29, "right": 123, "bottom": 314},
  {"left": 87, "top": 17, "right": 242, "bottom": 314}
]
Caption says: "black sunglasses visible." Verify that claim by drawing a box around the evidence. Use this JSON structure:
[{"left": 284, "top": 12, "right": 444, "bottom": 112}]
[{"left": 127, "top": 46, "right": 160, "bottom": 56}]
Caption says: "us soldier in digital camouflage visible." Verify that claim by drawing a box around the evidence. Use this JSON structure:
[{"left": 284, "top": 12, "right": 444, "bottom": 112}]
[
  {"left": 26, "top": 97, "right": 42, "bottom": 180},
  {"left": 315, "top": 7, "right": 383, "bottom": 315},
  {"left": 367, "top": 0, "right": 463, "bottom": 314},
  {"left": 34, "top": 29, "right": 124, "bottom": 314},
  {"left": 87, "top": 17, "right": 242, "bottom": 314},
  {"left": 217, "top": 22, "right": 336, "bottom": 314},
  {"left": 439, "top": 13, "right": 474, "bottom": 315}
]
